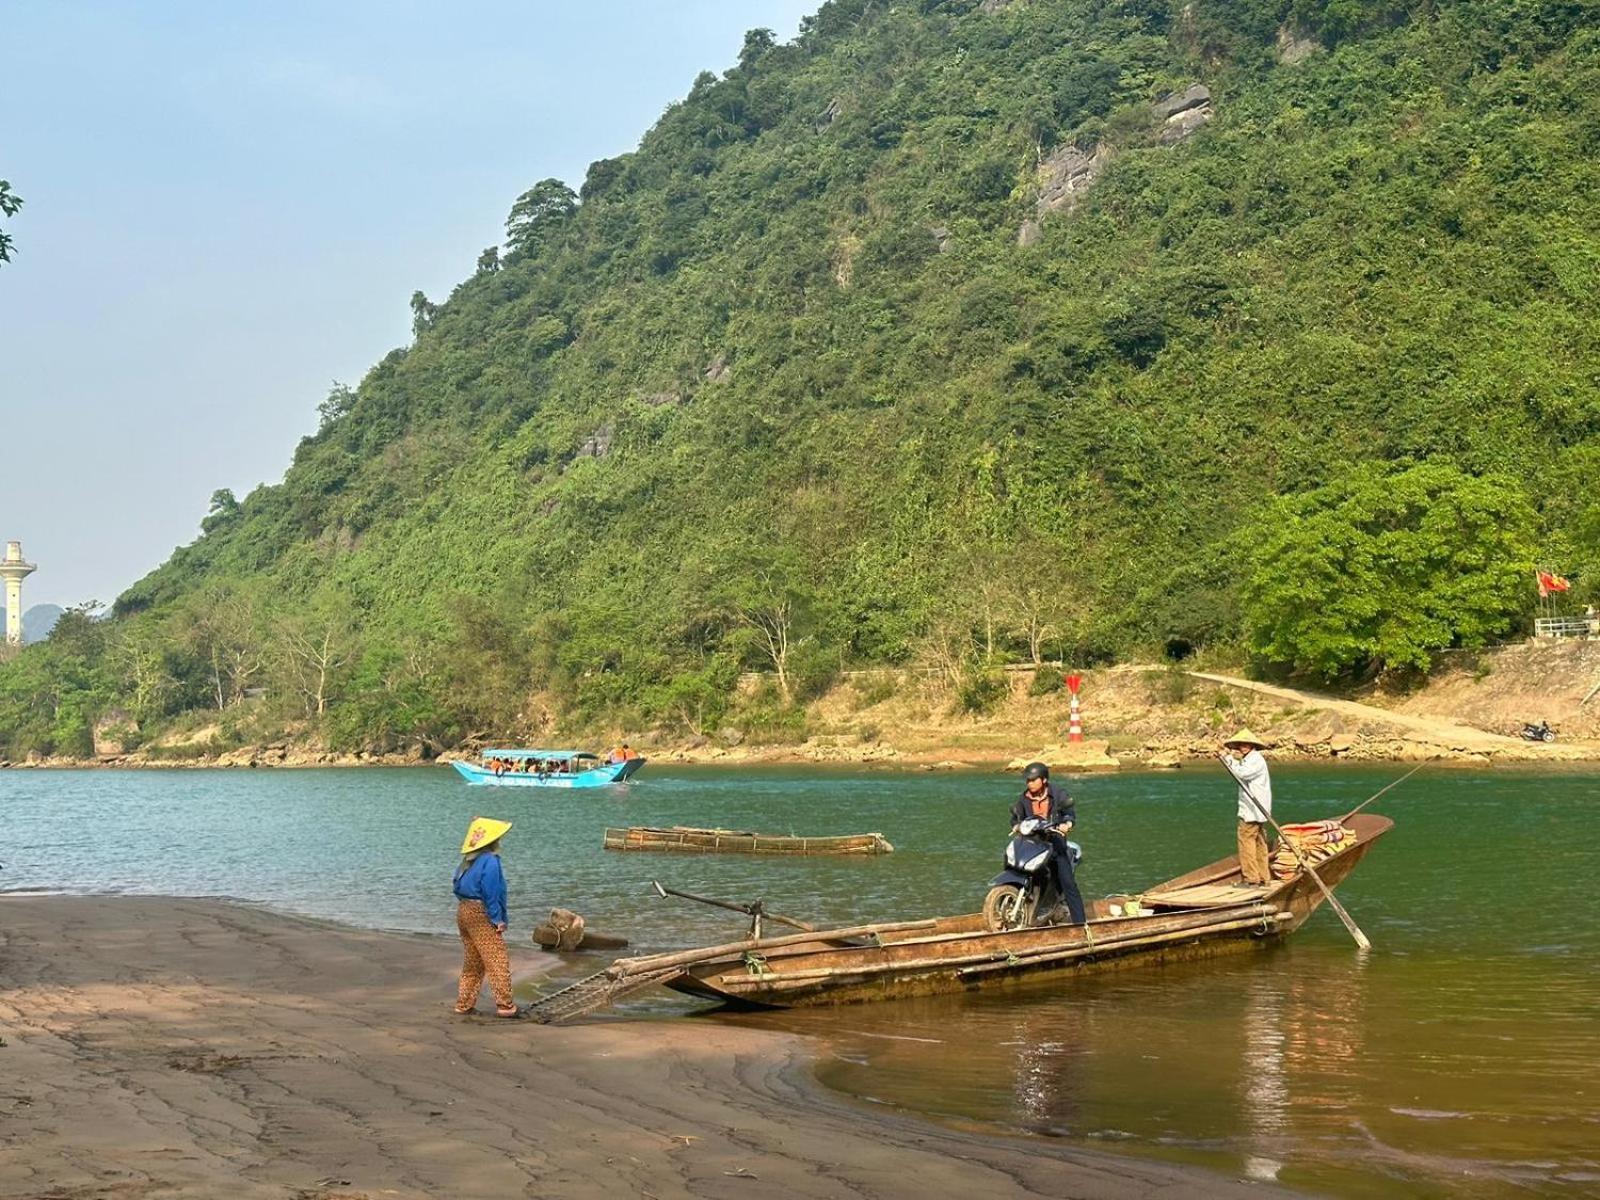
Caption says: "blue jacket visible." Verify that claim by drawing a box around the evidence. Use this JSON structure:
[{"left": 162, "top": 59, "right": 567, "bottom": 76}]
[{"left": 453, "top": 853, "right": 508, "bottom": 926}]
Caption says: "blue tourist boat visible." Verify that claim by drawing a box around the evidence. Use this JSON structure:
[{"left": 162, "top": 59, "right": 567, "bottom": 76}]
[{"left": 450, "top": 748, "right": 646, "bottom": 788}]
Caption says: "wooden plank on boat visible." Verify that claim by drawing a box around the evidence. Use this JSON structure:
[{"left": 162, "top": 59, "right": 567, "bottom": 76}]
[
  {"left": 1141, "top": 883, "right": 1272, "bottom": 908},
  {"left": 612, "top": 917, "right": 941, "bottom": 977},
  {"left": 602, "top": 825, "right": 894, "bottom": 856}
]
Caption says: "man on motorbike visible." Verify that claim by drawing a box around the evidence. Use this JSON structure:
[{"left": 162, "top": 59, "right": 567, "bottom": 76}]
[{"left": 1009, "top": 761, "right": 1086, "bottom": 925}]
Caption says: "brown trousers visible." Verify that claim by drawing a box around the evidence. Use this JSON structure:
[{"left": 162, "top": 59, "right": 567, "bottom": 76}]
[
  {"left": 456, "top": 900, "right": 515, "bottom": 1012},
  {"left": 1237, "top": 820, "right": 1272, "bottom": 885}
]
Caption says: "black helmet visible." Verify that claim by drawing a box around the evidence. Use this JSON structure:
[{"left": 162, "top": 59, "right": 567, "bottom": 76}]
[{"left": 1023, "top": 761, "right": 1050, "bottom": 782}]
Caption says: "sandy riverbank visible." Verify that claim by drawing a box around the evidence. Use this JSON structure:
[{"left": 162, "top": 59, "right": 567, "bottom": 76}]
[{"left": 0, "top": 896, "right": 1302, "bottom": 1200}]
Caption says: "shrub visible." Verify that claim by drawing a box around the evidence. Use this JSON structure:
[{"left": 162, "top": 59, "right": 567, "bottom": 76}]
[
  {"left": 957, "top": 669, "right": 1008, "bottom": 714},
  {"left": 1029, "top": 667, "right": 1063, "bottom": 695}
]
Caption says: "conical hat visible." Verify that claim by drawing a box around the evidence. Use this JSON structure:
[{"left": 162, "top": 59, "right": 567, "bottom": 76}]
[
  {"left": 461, "top": 817, "right": 512, "bottom": 854},
  {"left": 1223, "top": 728, "right": 1270, "bottom": 749}
]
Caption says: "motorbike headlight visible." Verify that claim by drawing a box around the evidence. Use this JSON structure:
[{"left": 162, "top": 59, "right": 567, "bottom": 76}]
[{"left": 1023, "top": 850, "right": 1050, "bottom": 872}]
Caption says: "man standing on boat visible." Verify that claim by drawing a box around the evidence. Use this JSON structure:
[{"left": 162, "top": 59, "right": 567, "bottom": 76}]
[
  {"left": 1010, "top": 762, "right": 1086, "bottom": 925},
  {"left": 1219, "top": 729, "right": 1274, "bottom": 886}
]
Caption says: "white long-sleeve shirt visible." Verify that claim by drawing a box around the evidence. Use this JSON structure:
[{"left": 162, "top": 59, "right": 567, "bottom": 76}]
[{"left": 1224, "top": 751, "right": 1273, "bottom": 823}]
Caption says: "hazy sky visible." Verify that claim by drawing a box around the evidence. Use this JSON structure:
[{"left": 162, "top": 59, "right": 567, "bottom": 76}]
[{"left": 0, "top": 1, "right": 816, "bottom": 610}]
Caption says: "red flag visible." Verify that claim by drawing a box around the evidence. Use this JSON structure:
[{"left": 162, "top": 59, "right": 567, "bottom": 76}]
[{"left": 1537, "top": 570, "right": 1572, "bottom": 597}]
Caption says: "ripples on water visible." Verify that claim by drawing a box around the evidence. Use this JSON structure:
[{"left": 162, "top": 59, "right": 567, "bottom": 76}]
[{"left": 5, "top": 762, "right": 1597, "bottom": 1196}]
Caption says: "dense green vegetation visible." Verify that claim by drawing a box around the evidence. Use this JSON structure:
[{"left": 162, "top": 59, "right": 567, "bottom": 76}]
[{"left": 5, "top": 0, "right": 1600, "bottom": 757}]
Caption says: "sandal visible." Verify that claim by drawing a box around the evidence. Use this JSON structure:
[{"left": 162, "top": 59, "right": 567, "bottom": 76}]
[
  {"left": 453, "top": 1005, "right": 478, "bottom": 1015},
  {"left": 495, "top": 1005, "right": 525, "bottom": 1020}
]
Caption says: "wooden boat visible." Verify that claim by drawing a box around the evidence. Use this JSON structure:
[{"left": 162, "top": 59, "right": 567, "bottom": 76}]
[
  {"left": 602, "top": 825, "right": 894, "bottom": 856},
  {"left": 451, "top": 748, "right": 645, "bottom": 789},
  {"left": 617, "top": 811, "right": 1392, "bottom": 1011}
]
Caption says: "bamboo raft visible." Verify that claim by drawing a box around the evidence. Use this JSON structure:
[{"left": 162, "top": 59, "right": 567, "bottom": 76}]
[
  {"left": 524, "top": 812, "right": 1392, "bottom": 1022},
  {"left": 602, "top": 825, "right": 895, "bottom": 856}
]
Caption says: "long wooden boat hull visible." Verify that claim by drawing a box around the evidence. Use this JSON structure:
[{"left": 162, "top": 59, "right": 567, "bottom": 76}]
[
  {"left": 603, "top": 826, "right": 893, "bottom": 855},
  {"left": 659, "top": 813, "right": 1391, "bottom": 1008},
  {"left": 451, "top": 758, "right": 646, "bottom": 788}
]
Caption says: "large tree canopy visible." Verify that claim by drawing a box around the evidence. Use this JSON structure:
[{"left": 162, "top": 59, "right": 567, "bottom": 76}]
[{"left": 1241, "top": 463, "right": 1536, "bottom": 678}]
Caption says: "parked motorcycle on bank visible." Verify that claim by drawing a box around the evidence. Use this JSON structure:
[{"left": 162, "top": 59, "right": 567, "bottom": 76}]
[
  {"left": 982, "top": 819, "right": 1083, "bottom": 932},
  {"left": 1520, "top": 720, "right": 1556, "bottom": 743}
]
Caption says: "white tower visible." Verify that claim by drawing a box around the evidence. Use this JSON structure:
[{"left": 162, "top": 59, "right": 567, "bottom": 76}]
[{"left": 1, "top": 541, "right": 37, "bottom": 646}]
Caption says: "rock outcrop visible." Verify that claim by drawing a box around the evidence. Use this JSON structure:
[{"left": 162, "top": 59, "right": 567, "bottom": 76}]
[
  {"left": 1276, "top": 25, "right": 1322, "bottom": 64},
  {"left": 1035, "top": 142, "right": 1115, "bottom": 217},
  {"left": 1152, "top": 84, "right": 1213, "bottom": 145},
  {"left": 92, "top": 709, "right": 138, "bottom": 757},
  {"left": 576, "top": 424, "right": 614, "bottom": 460}
]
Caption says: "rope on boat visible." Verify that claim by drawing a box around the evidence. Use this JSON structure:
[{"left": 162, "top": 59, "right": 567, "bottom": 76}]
[{"left": 742, "top": 950, "right": 772, "bottom": 976}]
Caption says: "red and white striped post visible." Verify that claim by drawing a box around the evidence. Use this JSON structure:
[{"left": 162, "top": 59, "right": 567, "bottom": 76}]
[{"left": 1066, "top": 673, "right": 1083, "bottom": 742}]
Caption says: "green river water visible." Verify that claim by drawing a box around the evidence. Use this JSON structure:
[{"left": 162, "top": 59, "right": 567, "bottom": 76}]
[{"left": 3, "top": 763, "right": 1596, "bottom": 1196}]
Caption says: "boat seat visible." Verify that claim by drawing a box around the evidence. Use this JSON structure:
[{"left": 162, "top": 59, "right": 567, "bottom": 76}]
[{"left": 1141, "top": 883, "right": 1272, "bottom": 908}]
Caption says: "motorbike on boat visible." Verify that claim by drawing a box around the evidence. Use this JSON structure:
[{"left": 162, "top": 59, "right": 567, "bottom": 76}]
[
  {"left": 982, "top": 818, "right": 1082, "bottom": 932},
  {"left": 1519, "top": 719, "right": 1556, "bottom": 743}
]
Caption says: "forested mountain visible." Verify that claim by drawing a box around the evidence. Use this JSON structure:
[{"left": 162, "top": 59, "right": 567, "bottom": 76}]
[{"left": 5, "top": 0, "right": 1600, "bottom": 757}]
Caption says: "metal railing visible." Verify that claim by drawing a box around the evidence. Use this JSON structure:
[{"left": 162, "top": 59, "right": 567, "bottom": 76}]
[{"left": 1534, "top": 617, "right": 1597, "bottom": 639}]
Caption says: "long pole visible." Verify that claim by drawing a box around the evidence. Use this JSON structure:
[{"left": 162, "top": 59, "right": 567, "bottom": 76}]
[
  {"left": 1338, "top": 763, "right": 1425, "bottom": 823},
  {"left": 1221, "top": 758, "right": 1372, "bottom": 952},
  {"left": 651, "top": 881, "right": 816, "bottom": 933}
]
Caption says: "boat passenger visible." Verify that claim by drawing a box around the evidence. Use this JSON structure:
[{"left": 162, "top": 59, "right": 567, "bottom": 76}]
[
  {"left": 452, "top": 816, "right": 520, "bottom": 1018},
  {"left": 1009, "top": 761, "right": 1086, "bottom": 925},
  {"left": 1219, "top": 729, "right": 1274, "bottom": 886}
]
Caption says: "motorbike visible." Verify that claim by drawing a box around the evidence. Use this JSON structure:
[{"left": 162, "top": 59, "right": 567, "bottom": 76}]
[
  {"left": 1520, "top": 720, "right": 1556, "bottom": 743},
  {"left": 982, "top": 818, "right": 1083, "bottom": 932}
]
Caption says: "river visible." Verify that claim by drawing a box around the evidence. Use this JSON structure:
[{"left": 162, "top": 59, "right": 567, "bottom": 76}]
[{"left": 4, "top": 763, "right": 1596, "bottom": 1196}]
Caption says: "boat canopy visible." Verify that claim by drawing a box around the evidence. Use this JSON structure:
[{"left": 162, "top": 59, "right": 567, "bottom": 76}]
[{"left": 481, "top": 748, "right": 599, "bottom": 761}]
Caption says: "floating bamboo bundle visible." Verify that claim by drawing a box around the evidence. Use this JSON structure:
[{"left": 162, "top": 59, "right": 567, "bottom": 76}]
[{"left": 602, "top": 825, "right": 894, "bottom": 856}]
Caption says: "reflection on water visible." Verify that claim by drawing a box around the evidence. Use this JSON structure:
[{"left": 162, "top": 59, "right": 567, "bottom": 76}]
[{"left": 7, "top": 763, "right": 1600, "bottom": 1197}]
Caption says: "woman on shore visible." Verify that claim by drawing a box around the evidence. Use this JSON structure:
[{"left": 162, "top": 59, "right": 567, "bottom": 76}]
[{"left": 453, "top": 817, "right": 521, "bottom": 1017}]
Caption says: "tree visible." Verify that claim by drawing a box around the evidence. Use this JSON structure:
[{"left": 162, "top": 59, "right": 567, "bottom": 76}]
[
  {"left": 0, "top": 179, "right": 21, "bottom": 264},
  {"left": 276, "top": 608, "right": 358, "bottom": 717},
  {"left": 1241, "top": 463, "right": 1536, "bottom": 678},
  {"left": 505, "top": 179, "right": 577, "bottom": 257},
  {"left": 201, "top": 488, "right": 241, "bottom": 535},
  {"left": 317, "top": 382, "right": 356, "bottom": 430},
  {"left": 409, "top": 290, "right": 437, "bottom": 339},
  {"left": 174, "top": 586, "right": 267, "bottom": 709},
  {"left": 738, "top": 28, "right": 777, "bottom": 70},
  {"left": 476, "top": 245, "right": 500, "bottom": 274}
]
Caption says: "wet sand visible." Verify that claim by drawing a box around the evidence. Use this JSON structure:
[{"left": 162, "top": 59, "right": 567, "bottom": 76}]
[{"left": 0, "top": 896, "right": 1302, "bottom": 1199}]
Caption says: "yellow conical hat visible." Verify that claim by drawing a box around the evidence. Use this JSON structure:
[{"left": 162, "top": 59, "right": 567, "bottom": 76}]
[
  {"left": 461, "top": 817, "right": 512, "bottom": 854},
  {"left": 1223, "top": 728, "right": 1270, "bottom": 749}
]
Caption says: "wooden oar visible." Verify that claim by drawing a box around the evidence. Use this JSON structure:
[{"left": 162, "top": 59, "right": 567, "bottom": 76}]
[
  {"left": 1221, "top": 758, "right": 1373, "bottom": 952},
  {"left": 1338, "top": 763, "right": 1425, "bottom": 823}
]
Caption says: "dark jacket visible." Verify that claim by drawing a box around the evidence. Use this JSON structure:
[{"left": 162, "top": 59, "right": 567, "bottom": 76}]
[{"left": 1011, "top": 782, "right": 1076, "bottom": 830}]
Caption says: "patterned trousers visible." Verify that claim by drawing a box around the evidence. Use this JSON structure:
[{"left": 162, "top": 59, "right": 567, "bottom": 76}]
[
  {"left": 1237, "top": 819, "right": 1272, "bottom": 885},
  {"left": 456, "top": 900, "right": 515, "bottom": 1012}
]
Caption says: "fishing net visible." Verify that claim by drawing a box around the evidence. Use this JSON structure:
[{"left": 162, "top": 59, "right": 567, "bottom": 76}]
[{"left": 1270, "top": 820, "right": 1357, "bottom": 880}]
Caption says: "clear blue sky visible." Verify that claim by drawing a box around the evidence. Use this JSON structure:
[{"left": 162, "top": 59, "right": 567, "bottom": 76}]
[{"left": 0, "top": 0, "right": 816, "bottom": 610}]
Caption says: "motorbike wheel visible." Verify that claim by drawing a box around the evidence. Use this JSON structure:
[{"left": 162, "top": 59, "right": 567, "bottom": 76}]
[
  {"left": 983, "top": 885, "right": 1033, "bottom": 933},
  {"left": 1542, "top": 729, "right": 1556, "bottom": 743}
]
